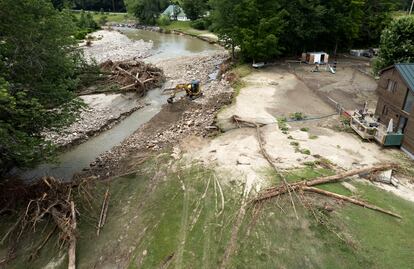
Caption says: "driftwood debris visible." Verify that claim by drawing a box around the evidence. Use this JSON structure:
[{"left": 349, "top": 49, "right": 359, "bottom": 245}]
[
  {"left": 230, "top": 115, "right": 401, "bottom": 219},
  {"left": 302, "top": 186, "right": 402, "bottom": 218},
  {"left": 68, "top": 201, "right": 77, "bottom": 269},
  {"left": 100, "top": 60, "right": 165, "bottom": 96},
  {"left": 255, "top": 164, "right": 397, "bottom": 202},
  {"left": 97, "top": 187, "right": 110, "bottom": 236},
  {"left": 0, "top": 177, "right": 82, "bottom": 269},
  {"left": 232, "top": 115, "right": 299, "bottom": 219}
]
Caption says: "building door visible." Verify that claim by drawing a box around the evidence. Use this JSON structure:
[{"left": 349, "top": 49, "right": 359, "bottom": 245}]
[
  {"left": 398, "top": 117, "right": 408, "bottom": 133},
  {"left": 320, "top": 54, "right": 325, "bottom": 63}
]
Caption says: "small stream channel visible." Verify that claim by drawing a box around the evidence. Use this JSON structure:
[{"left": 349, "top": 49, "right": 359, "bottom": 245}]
[{"left": 21, "top": 29, "right": 219, "bottom": 181}]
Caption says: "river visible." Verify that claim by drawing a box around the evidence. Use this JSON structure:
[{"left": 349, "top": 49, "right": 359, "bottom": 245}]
[{"left": 21, "top": 29, "right": 219, "bottom": 181}]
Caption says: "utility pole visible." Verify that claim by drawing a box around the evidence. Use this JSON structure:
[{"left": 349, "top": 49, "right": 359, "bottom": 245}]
[{"left": 410, "top": 0, "right": 414, "bottom": 15}]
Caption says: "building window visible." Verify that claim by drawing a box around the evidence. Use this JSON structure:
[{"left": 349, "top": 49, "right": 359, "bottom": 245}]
[
  {"left": 403, "top": 88, "right": 414, "bottom": 113},
  {"left": 387, "top": 79, "right": 397, "bottom": 93}
]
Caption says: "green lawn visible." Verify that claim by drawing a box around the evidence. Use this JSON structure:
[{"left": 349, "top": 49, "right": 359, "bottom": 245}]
[
  {"left": 1, "top": 157, "right": 414, "bottom": 268},
  {"left": 70, "top": 10, "right": 134, "bottom": 23},
  {"left": 161, "top": 21, "right": 214, "bottom": 37}
]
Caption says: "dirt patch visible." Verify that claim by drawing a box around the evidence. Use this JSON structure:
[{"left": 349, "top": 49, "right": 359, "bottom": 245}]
[
  {"left": 217, "top": 67, "right": 335, "bottom": 131},
  {"left": 291, "top": 61, "right": 378, "bottom": 111},
  {"left": 190, "top": 65, "right": 402, "bottom": 194}
]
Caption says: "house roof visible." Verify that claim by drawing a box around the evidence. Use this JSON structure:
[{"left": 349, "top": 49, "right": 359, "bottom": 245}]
[
  {"left": 162, "top": 4, "right": 185, "bottom": 16},
  {"left": 395, "top": 64, "right": 414, "bottom": 93}
]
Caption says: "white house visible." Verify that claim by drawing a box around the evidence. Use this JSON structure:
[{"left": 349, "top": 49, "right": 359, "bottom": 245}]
[{"left": 162, "top": 4, "right": 189, "bottom": 21}]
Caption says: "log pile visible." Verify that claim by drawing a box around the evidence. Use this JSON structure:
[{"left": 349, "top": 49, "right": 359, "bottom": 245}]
[{"left": 100, "top": 60, "right": 165, "bottom": 96}]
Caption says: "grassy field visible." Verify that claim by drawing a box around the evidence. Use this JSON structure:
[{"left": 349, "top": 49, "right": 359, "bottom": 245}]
[
  {"left": 70, "top": 10, "right": 134, "bottom": 23},
  {"left": 161, "top": 21, "right": 214, "bottom": 37},
  {"left": 1, "top": 154, "right": 414, "bottom": 268}
]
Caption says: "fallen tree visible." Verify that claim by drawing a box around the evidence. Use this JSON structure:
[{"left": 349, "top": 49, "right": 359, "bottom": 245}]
[{"left": 231, "top": 115, "right": 401, "bottom": 219}]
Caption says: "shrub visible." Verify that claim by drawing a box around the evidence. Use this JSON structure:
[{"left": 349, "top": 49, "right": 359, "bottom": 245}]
[
  {"left": 300, "top": 127, "right": 309, "bottom": 132},
  {"left": 98, "top": 15, "right": 108, "bottom": 26},
  {"left": 157, "top": 15, "right": 171, "bottom": 26},
  {"left": 290, "top": 112, "right": 307, "bottom": 121},
  {"left": 191, "top": 19, "right": 206, "bottom": 30},
  {"left": 300, "top": 149, "right": 311, "bottom": 155}
]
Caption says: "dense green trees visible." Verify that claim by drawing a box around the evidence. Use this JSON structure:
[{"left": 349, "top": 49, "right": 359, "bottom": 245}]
[
  {"left": 72, "top": 0, "right": 126, "bottom": 12},
  {"left": 211, "top": 0, "right": 401, "bottom": 61},
  {"left": 181, "top": 0, "right": 208, "bottom": 20},
  {"left": 375, "top": 16, "right": 414, "bottom": 72},
  {"left": 0, "top": 0, "right": 85, "bottom": 175},
  {"left": 125, "top": 0, "right": 169, "bottom": 24}
]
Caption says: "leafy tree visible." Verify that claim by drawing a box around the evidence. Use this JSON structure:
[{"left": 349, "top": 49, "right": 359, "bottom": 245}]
[
  {"left": 355, "top": 0, "right": 396, "bottom": 47},
  {"left": 73, "top": 0, "right": 126, "bottom": 12},
  {"left": 0, "top": 0, "right": 85, "bottom": 175},
  {"left": 181, "top": 0, "right": 207, "bottom": 20},
  {"left": 210, "top": 0, "right": 239, "bottom": 59},
  {"left": 78, "top": 10, "right": 99, "bottom": 30},
  {"left": 375, "top": 16, "right": 414, "bottom": 72},
  {"left": 125, "top": 0, "right": 169, "bottom": 25},
  {"left": 211, "top": 0, "right": 286, "bottom": 62},
  {"left": 279, "top": 0, "right": 328, "bottom": 54}
]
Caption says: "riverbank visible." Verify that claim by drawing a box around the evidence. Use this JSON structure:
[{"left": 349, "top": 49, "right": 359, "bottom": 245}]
[
  {"left": 81, "top": 51, "right": 231, "bottom": 179},
  {"left": 42, "top": 29, "right": 161, "bottom": 149},
  {"left": 43, "top": 93, "right": 145, "bottom": 148},
  {"left": 82, "top": 29, "right": 153, "bottom": 63},
  {"left": 34, "top": 28, "right": 227, "bottom": 180}
]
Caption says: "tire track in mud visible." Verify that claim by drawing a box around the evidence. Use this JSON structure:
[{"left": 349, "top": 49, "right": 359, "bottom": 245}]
[
  {"left": 220, "top": 183, "right": 251, "bottom": 269},
  {"left": 175, "top": 176, "right": 190, "bottom": 268}
]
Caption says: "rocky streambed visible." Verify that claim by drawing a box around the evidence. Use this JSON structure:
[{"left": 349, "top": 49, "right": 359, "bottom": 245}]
[
  {"left": 26, "top": 28, "right": 228, "bottom": 181},
  {"left": 43, "top": 93, "right": 145, "bottom": 148}
]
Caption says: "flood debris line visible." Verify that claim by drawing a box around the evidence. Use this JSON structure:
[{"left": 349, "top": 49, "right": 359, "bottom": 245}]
[
  {"left": 100, "top": 60, "right": 165, "bottom": 96},
  {"left": 0, "top": 177, "right": 96, "bottom": 268}
]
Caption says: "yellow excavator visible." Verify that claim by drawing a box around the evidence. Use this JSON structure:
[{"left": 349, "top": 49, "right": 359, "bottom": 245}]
[{"left": 164, "top": 80, "right": 202, "bottom": 104}]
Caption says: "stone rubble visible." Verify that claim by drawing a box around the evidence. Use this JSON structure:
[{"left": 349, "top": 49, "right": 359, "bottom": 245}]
[
  {"left": 43, "top": 93, "right": 144, "bottom": 148},
  {"left": 82, "top": 30, "right": 153, "bottom": 64},
  {"left": 82, "top": 52, "right": 234, "bottom": 179}
]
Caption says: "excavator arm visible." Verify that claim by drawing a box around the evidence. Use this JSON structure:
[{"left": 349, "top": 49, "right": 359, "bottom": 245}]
[{"left": 166, "top": 80, "right": 202, "bottom": 104}]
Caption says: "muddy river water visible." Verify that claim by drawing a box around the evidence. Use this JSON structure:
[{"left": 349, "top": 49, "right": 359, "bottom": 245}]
[{"left": 21, "top": 29, "right": 219, "bottom": 181}]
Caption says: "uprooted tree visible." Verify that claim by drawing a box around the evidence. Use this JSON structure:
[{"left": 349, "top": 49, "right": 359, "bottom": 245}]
[{"left": 232, "top": 116, "right": 402, "bottom": 220}]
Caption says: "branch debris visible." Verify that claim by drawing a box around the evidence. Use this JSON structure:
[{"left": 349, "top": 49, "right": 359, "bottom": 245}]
[{"left": 100, "top": 60, "right": 165, "bottom": 96}]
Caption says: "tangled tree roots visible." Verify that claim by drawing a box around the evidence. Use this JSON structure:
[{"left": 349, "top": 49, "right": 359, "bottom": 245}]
[
  {"left": 100, "top": 60, "right": 165, "bottom": 96},
  {"left": 0, "top": 177, "right": 97, "bottom": 268}
]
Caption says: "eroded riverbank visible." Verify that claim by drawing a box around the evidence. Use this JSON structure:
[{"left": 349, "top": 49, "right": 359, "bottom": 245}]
[{"left": 25, "top": 28, "right": 227, "bottom": 180}]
